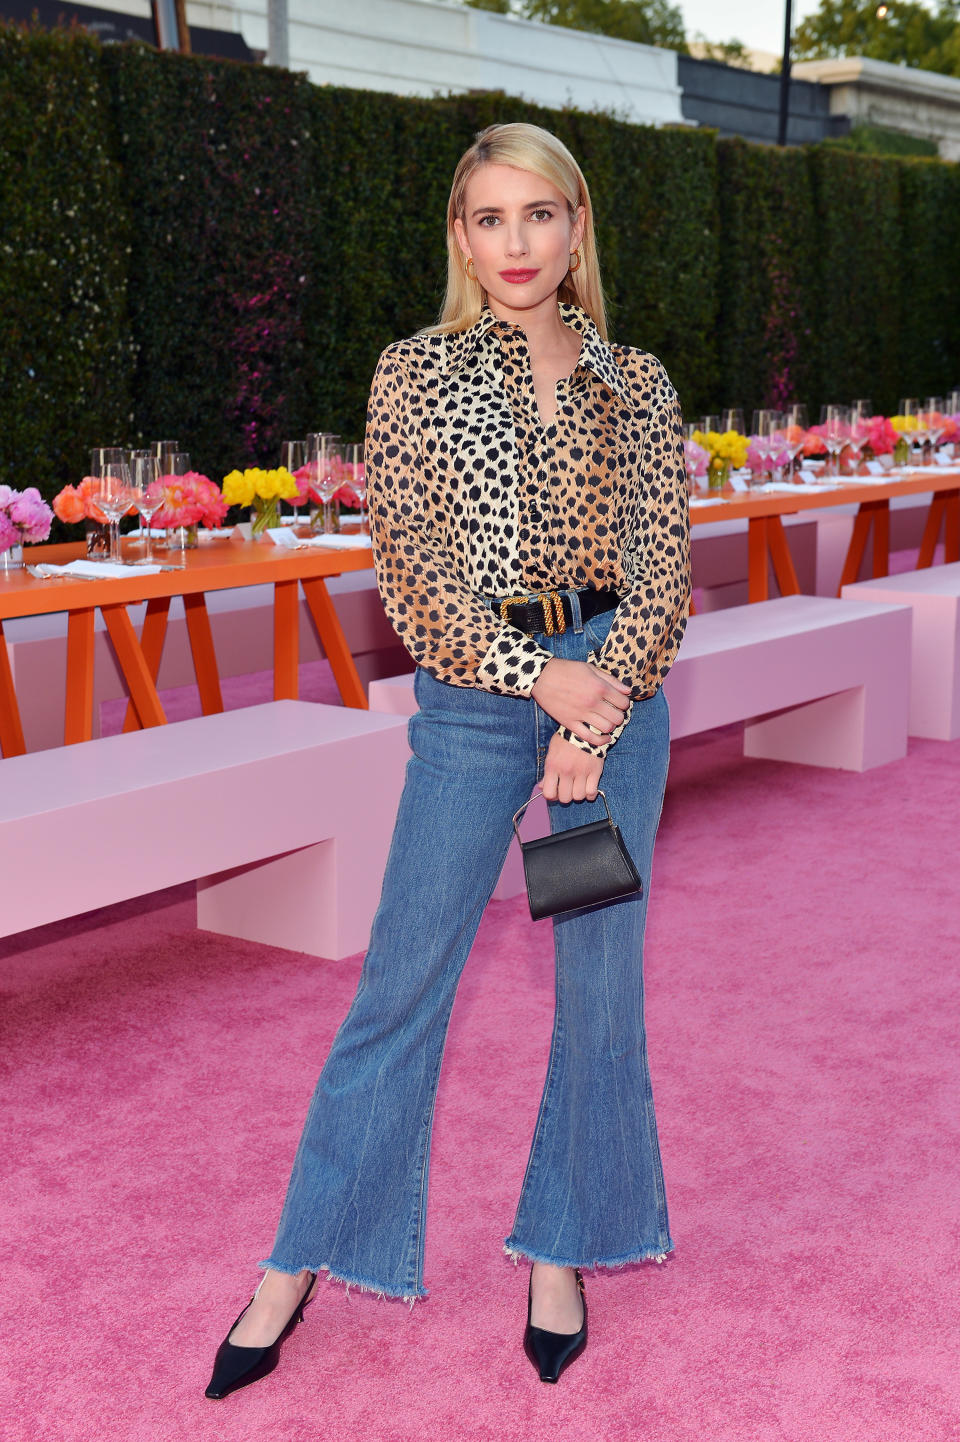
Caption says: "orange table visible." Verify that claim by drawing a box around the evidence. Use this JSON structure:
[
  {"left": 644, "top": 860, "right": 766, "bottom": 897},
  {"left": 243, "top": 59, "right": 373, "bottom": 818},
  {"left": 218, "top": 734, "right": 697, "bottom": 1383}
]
[
  {"left": 689, "top": 468, "right": 960, "bottom": 603},
  {"left": 0, "top": 534, "right": 374, "bottom": 758}
]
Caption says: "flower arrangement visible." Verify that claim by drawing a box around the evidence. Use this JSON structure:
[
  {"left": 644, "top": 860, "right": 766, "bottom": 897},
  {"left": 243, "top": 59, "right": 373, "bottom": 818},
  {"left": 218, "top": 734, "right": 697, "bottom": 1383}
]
[
  {"left": 222, "top": 466, "right": 299, "bottom": 535},
  {"left": 53, "top": 476, "right": 111, "bottom": 525},
  {"left": 692, "top": 429, "right": 750, "bottom": 489},
  {"left": 152, "top": 472, "right": 228, "bottom": 531},
  {"left": 0, "top": 485, "right": 53, "bottom": 557}
]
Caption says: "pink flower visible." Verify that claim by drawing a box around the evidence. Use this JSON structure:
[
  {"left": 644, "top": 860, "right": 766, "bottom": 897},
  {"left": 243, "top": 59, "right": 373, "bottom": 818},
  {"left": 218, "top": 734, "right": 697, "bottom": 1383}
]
[
  {"left": 290, "top": 463, "right": 312, "bottom": 507},
  {"left": 0, "top": 511, "right": 18, "bottom": 553},
  {"left": 747, "top": 440, "right": 791, "bottom": 474},
  {"left": 0, "top": 486, "right": 53, "bottom": 545},
  {"left": 682, "top": 439, "right": 709, "bottom": 479},
  {"left": 152, "top": 472, "right": 226, "bottom": 529},
  {"left": 865, "top": 416, "right": 897, "bottom": 456}
]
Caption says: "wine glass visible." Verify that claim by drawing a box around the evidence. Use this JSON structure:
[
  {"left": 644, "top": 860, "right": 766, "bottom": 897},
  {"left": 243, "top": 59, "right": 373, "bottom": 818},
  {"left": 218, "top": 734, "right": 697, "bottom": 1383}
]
[
  {"left": 130, "top": 455, "right": 162, "bottom": 564},
  {"left": 90, "top": 447, "right": 127, "bottom": 476},
  {"left": 847, "top": 400, "right": 873, "bottom": 473},
  {"left": 921, "top": 397, "right": 945, "bottom": 462},
  {"left": 721, "top": 407, "right": 745, "bottom": 436},
  {"left": 151, "top": 440, "right": 180, "bottom": 468},
  {"left": 308, "top": 436, "right": 342, "bottom": 534},
  {"left": 780, "top": 403, "right": 808, "bottom": 476},
  {"left": 91, "top": 462, "right": 133, "bottom": 563},
  {"left": 819, "top": 405, "right": 849, "bottom": 478},
  {"left": 898, "top": 398, "right": 924, "bottom": 465},
  {"left": 346, "top": 443, "right": 367, "bottom": 533},
  {"left": 751, "top": 409, "right": 779, "bottom": 485},
  {"left": 700, "top": 414, "right": 720, "bottom": 436},
  {"left": 281, "top": 441, "right": 306, "bottom": 519}
]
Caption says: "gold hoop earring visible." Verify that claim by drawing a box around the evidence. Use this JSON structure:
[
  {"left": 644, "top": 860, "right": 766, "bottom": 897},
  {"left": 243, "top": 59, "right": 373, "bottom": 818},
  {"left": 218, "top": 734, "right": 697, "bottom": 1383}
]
[
  {"left": 465, "top": 257, "right": 476, "bottom": 280},
  {"left": 569, "top": 250, "right": 582, "bottom": 273}
]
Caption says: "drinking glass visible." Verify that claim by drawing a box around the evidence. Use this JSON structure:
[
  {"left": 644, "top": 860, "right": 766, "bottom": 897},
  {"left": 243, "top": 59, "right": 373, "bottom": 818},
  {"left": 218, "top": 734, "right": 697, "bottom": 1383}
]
[
  {"left": 90, "top": 447, "right": 127, "bottom": 477},
  {"left": 346, "top": 443, "right": 367, "bottom": 533},
  {"left": 721, "top": 408, "right": 745, "bottom": 436},
  {"left": 91, "top": 462, "right": 133, "bottom": 563},
  {"left": 819, "top": 404, "right": 849, "bottom": 478},
  {"left": 151, "top": 440, "right": 180, "bottom": 468},
  {"left": 700, "top": 414, "right": 720, "bottom": 436},
  {"left": 280, "top": 441, "right": 306, "bottom": 519},
  {"left": 780, "top": 403, "right": 808, "bottom": 475},
  {"left": 847, "top": 400, "right": 873, "bottom": 472},
  {"left": 130, "top": 455, "right": 162, "bottom": 564}
]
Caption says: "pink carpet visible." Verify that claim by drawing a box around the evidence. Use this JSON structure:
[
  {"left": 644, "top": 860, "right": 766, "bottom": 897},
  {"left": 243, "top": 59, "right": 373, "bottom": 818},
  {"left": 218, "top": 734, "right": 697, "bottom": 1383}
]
[{"left": 3, "top": 580, "right": 958, "bottom": 1440}]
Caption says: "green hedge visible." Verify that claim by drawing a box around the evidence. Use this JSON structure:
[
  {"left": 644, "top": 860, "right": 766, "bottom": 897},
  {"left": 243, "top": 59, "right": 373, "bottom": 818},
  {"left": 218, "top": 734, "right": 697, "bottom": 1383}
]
[{"left": 1, "top": 25, "right": 959, "bottom": 503}]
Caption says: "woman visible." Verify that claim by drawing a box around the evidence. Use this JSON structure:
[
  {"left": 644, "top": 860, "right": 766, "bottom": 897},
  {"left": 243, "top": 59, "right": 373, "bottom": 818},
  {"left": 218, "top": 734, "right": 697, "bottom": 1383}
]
[{"left": 205, "top": 121, "right": 690, "bottom": 1398}]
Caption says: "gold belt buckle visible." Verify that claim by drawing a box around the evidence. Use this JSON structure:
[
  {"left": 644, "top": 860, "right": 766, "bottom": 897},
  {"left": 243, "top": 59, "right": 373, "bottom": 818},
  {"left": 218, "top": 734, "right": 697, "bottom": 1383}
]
[{"left": 499, "top": 589, "right": 566, "bottom": 635}]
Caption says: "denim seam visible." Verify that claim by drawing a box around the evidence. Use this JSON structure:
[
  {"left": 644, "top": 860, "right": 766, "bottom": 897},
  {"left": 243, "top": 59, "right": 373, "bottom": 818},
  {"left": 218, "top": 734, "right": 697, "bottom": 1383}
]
[
  {"left": 506, "top": 939, "right": 566, "bottom": 1241},
  {"left": 259, "top": 1259, "right": 426, "bottom": 1306}
]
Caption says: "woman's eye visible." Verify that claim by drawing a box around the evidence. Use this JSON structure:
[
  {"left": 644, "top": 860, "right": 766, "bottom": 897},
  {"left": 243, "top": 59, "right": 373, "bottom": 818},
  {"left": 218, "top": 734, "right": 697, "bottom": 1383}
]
[
  {"left": 530, "top": 208, "right": 553, "bottom": 222},
  {"left": 478, "top": 215, "right": 499, "bottom": 227}
]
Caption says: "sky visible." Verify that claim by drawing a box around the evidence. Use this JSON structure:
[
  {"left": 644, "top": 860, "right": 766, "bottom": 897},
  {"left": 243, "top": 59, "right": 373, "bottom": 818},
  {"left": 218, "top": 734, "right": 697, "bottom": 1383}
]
[{"left": 678, "top": 0, "right": 824, "bottom": 55}]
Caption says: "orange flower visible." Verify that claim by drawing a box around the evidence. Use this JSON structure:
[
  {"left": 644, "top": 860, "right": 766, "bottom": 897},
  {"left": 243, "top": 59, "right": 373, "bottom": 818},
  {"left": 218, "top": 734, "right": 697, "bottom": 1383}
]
[
  {"left": 52, "top": 485, "right": 86, "bottom": 525},
  {"left": 77, "top": 477, "right": 109, "bottom": 524}
]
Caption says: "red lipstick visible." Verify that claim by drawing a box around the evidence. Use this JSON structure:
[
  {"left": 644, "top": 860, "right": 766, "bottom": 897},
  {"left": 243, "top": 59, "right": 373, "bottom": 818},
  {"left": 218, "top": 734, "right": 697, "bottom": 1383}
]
[{"left": 499, "top": 269, "right": 540, "bottom": 284}]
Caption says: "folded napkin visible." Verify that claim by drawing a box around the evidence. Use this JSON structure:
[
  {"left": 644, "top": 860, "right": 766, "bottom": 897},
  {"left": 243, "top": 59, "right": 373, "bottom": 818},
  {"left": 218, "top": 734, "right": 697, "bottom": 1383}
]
[
  {"left": 32, "top": 560, "right": 165, "bottom": 579},
  {"left": 265, "top": 527, "right": 372, "bottom": 549},
  {"left": 689, "top": 496, "right": 729, "bottom": 508}
]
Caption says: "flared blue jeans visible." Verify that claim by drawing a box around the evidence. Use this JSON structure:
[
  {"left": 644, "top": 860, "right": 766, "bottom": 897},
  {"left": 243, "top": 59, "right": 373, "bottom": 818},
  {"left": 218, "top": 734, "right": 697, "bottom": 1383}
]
[{"left": 263, "top": 602, "right": 673, "bottom": 1299}]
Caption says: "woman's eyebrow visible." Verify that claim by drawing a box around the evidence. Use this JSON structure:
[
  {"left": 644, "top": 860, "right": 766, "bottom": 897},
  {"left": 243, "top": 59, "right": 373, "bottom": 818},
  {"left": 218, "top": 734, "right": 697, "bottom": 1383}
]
[{"left": 469, "top": 200, "right": 560, "bottom": 218}]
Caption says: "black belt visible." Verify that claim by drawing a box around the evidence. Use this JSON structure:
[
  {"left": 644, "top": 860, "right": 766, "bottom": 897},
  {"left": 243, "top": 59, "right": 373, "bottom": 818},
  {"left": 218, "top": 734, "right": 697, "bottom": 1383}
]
[{"left": 482, "top": 586, "right": 621, "bottom": 636}]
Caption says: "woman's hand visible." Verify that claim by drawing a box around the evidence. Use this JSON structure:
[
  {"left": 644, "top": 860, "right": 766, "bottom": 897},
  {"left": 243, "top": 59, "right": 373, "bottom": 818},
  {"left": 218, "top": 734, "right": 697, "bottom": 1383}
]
[
  {"left": 531, "top": 657, "right": 631, "bottom": 745},
  {"left": 541, "top": 731, "right": 604, "bottom": 803}
]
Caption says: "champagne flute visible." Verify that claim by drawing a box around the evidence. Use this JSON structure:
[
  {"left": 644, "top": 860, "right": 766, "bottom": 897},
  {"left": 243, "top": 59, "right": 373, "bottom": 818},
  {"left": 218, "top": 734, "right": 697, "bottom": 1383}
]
[
  {"left": 130, "top": 455, "right": 162, "bottom": 564},
  {"left": 92, "top": 462, "right": 133, "bottom": 563}
]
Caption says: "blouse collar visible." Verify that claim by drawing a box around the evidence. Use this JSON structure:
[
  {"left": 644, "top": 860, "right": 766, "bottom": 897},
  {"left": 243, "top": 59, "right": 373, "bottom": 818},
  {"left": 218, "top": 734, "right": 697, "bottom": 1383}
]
[{"left": 439, "top": 300, "right": 628, "bottom": 399}]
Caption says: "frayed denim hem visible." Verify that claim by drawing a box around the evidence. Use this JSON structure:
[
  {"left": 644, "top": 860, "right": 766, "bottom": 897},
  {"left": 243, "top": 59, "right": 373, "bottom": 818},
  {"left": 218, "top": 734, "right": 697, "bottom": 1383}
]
[
  {"left": 502, "top": 1238, "right": 673, "bottom": 1271},
  {"left": 258, "top": 1259, "right": 426, "bottom": 1308}
]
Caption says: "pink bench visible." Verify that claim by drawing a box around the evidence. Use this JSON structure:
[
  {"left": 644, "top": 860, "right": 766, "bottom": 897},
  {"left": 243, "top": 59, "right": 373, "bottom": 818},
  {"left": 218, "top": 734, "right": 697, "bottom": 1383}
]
[
  {"left": 842, "top": 561, "right": 960, "bottom": 740},
  {"left": 0, "top": 701, "right": 411, "bottom": 960}
]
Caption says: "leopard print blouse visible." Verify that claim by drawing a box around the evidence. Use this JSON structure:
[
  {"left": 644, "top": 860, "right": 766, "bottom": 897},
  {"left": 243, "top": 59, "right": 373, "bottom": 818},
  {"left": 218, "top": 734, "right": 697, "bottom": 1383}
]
[{"left": 365, "top": 299, "right": 690, "bottom": 756}]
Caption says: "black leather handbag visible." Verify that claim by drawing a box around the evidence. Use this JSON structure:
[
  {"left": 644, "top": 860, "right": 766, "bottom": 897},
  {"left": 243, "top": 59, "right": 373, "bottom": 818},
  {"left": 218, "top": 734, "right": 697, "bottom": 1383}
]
[{"left": 512, "top": 790, "right": 643, "bottom": 921}]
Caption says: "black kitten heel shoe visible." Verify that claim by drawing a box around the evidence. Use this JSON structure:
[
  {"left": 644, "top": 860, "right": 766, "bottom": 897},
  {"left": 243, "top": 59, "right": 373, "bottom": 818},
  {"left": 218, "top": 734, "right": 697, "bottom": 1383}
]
[
  {"left": 205, "top": 1271, "right": 318, "bottom": 1400},
  {"left": 523, "top": 1267, "right": 588, "bottom": 1384}
]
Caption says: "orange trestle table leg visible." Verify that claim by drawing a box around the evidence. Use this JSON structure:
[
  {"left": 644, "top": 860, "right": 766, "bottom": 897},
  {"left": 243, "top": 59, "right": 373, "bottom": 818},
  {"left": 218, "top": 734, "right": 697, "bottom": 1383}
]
[
  {"left": 64, "top": 608, "right": 96, "bottom": 745},
  {"left": 747, "top": 518, "right": 771, "bottom": 603},
  {"left": 765, "top": 515, "right": 801, "bottom": 597},
  {"left": 123, "top": 595, "right": 171, "bottom": 733},
  {"left": 0, "top": 620, "right": 27, "bottom": 758},
  {"left": 916, "top": 497, "right": 946, "bottom": 570},
  {"left": 837, "top": 506, "right": 875, "bottom": 593},
  {"left": 301, "top": 575, "right": 369, "bottom": 708},
  {"left": 870, "top": 500, "right": 890, "bottom": 579},
  {"left": 944, "top": 490, "right": 960, "bottom": 564},
  {"left": 183, "top": 593, "right": 224, "bottom": 716},
  {"left": 101, "top": 603, "right": 167, "bottom": 729},
  {"left": 273, "top": 579, "right": 300, "bottom": 701}
]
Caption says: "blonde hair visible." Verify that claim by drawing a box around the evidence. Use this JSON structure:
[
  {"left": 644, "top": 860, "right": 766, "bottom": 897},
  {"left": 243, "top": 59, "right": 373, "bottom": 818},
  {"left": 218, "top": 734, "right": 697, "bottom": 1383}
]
[{"left": 428, "top": 122, "right": 608, "bottom": 341}]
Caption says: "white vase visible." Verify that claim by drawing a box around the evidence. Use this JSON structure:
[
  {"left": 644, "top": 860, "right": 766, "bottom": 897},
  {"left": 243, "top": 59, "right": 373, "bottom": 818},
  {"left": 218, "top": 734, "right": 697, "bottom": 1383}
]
[{"left": 0, "top": 543, "right": 24, "bottom": 572}]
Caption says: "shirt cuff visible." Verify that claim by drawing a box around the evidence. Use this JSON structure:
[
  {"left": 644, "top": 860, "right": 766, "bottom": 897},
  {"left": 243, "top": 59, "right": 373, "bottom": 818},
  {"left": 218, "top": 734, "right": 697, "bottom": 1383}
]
[
  {"left": 475, "top": 628, "right": 554, "bottom": 697},
  {"left": 556, "top": 698, "right": 633, "bottom": 758}
]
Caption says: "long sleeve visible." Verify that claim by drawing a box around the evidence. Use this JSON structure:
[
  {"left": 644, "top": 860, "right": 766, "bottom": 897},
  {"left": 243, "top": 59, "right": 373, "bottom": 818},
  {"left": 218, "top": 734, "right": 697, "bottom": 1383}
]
[
  {"left": 365, "top": 346, "right": 554, "bottom": 694},
  {"left": 556, "top": 365, "right": 691, "bottom": 758}
]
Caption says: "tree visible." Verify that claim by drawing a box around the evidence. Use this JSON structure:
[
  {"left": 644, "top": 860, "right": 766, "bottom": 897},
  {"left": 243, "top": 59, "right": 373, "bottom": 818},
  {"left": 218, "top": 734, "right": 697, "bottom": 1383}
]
[
  {"left": 792, "top": 1, "right": 960, "bottom": 78},
  {"left": 462, "top": 0, "right": 688, "bottom": 51}
]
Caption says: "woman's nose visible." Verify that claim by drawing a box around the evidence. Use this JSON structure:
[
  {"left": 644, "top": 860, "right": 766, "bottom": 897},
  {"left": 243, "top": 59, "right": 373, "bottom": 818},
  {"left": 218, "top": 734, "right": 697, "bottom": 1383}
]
[{"left": 503, "top": 225, "right": 529, "bottom": 257}]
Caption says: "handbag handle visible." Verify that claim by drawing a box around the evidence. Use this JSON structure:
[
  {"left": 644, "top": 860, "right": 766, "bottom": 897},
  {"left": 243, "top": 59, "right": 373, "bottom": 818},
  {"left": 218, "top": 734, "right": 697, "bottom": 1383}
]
[{"left": 512, "top": 788, "right": 613, "bottom": 845}]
